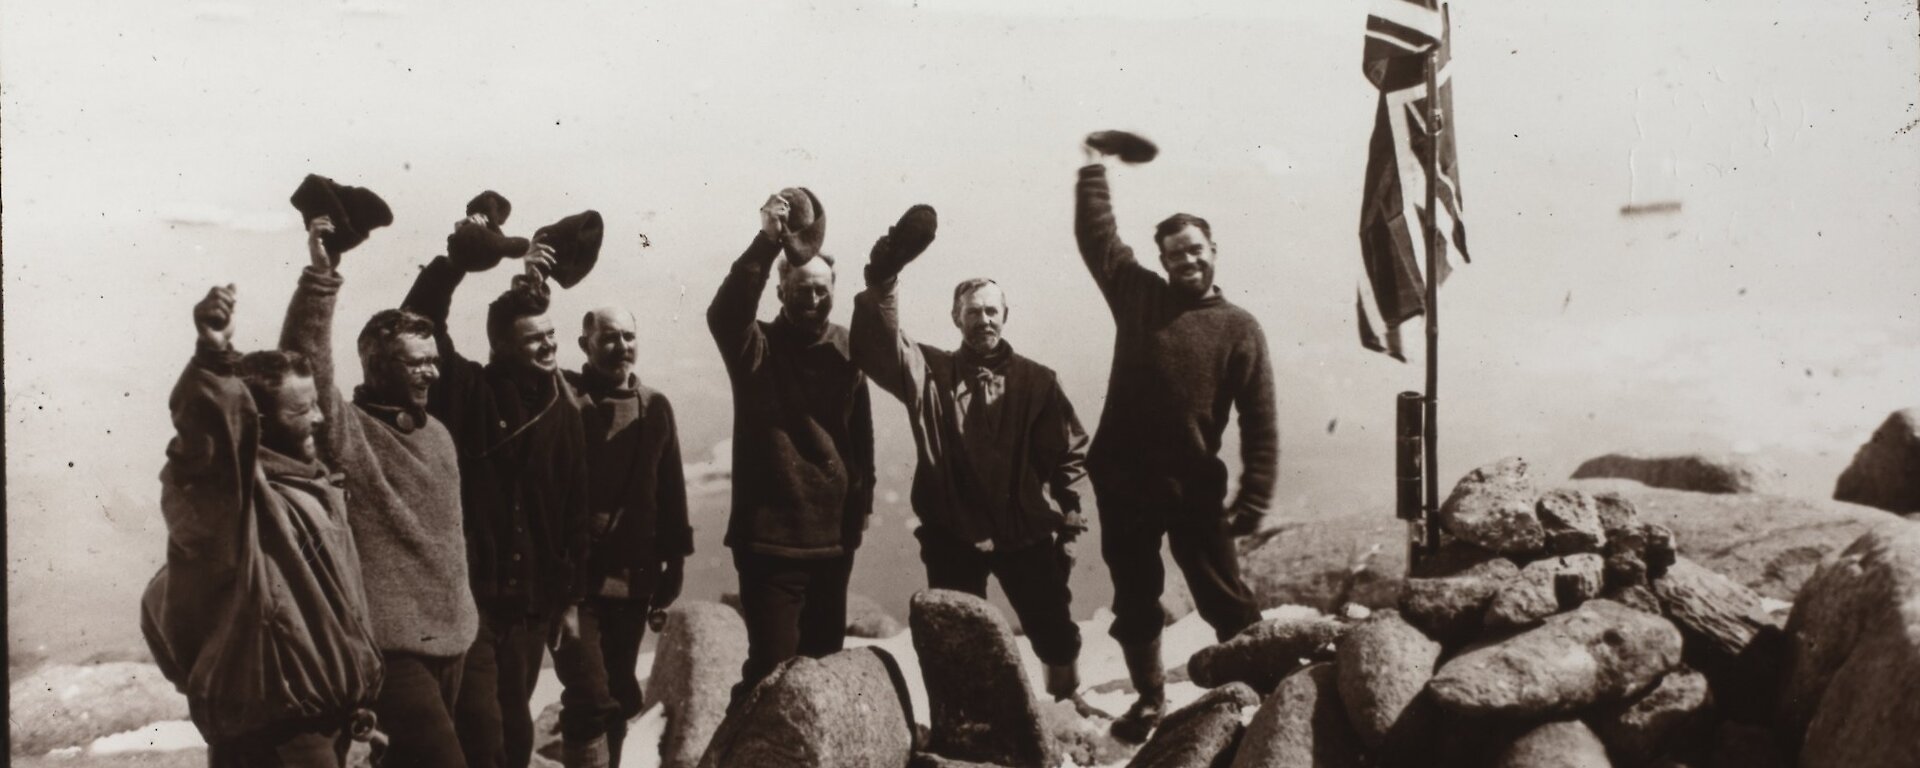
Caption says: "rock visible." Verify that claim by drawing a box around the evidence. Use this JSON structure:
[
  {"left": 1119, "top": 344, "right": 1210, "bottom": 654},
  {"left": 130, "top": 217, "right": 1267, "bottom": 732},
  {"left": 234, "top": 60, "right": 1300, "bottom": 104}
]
[
  {"left": 1602, "top": 584, "right": 1665, "bottom": 616},
  {"left": 1608, "top": 522, "right": 1678, "bottom": 577},
  {"left": 697, "top": 646, "right": 917, "bottom": 768},
  {"left": 1230, "top": 664, "right": 1364, "bottom": 768},
  {"left": 1590, "top": 669, "right": 1715, "bottom": 767},
  {"left": 1429, "top": 600, "right": 1683, "bottom": 719},
  {"left": 1400, "top": 557, "right": 1520, "bottom": 641},
  {"left": 846, "top": 592, "right": 905, "bottom": 639},
  {"left": 1649, "top": 558, "right": 1777, "bottom": 665},
  {"left": 1491, "top": 720, "right": 1613, "bottom": 768},
  {"left": 1592, "top": 491, "right": 1640, "bottom": 532},
  {"left": 648, "top": 601, "right": 751, "bottom": 768},
  {"left": 1440, "top": 457, "right": 1547, "bottom": 555},
  {"left": 1551, "top": 553, "right": 1607, "bottom": 606},
  {"left": 1485, "top": 563, "right": 1560, "bottom": 630},
  {"left": 1834, "top": 408, "right": 1920, "bottom": 514},
  {"left": 909, "top": 754, "right": 1008, "bottom": 768},
  {"left": 1037, "top": 697, "right": 1131, "bottom": 768},
  {"left": 1538, "top": 489, "right": 1607, "bottom": 554},
  {"left": 1705, "top": 722, "right": 1791, "bottom": 768},
  {"left": 1188, "top": 613, "right": 1345, "bottom": 693},
  {"left": 1778, "top": 523, "right": 1920, "bottom": 768},
  {"left": 1571, "top": 452, "right": 1778, "bottom": 495},
  {"left": 1334, "top": 610, "right": 1441, "bottom": 755},
  {"left": 909, "top": 589, "right": 1050, "bottom": 767},
  {"left": 1125, "top": 682, "right": 1261, "bottom": 768},
  {"left": 532, "top": 700, "right": 564, "bottom": 764},
  {"left": 9, "top": 661, "right": 189, "bottom": 756},
  {"left": 1239, "top": 515, "right": 1409, "bottom": 613}
]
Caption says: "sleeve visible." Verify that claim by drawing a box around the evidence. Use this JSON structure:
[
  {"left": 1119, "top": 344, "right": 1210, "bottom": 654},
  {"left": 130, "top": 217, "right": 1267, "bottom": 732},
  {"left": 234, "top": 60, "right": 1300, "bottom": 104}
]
[
  {"left": 401, "top": 256, "right": 486, "bottom": 435},
  {"left": 157, "top": 345, "right": 259, "bottom": 570},
  {"left": 844, "top": 377, "right": 877, "bottom": 530},
  {"left": 278, "top": 266, "right": 361, "bottom": 469},
  {"left": 706, "top": 234, "right": 782, "bottom": 375},
  {"left": 1034, "top": 374, "right": 1090, "bottom": 527},
  {"left": 654, "top": 395, "right": 694, "bottom": 559},
  {"left": 1074, "top": 164, "right": 1165, "bottom": 312},
  {"left": 849, "top": 278, "right": 931, "bottom": 409},
  {"left": 565, "top": 404, "right": 595, "bottom": 602},
  {"left": 1228, "top": 324, "right": 1280, "bottom": 520}
]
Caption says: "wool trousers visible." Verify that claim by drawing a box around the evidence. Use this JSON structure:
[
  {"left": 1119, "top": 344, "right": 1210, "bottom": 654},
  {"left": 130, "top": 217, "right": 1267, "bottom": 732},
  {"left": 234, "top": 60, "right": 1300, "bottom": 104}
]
[
  {"left": 728, "top": 549, "right": 854, "bottom": 708},
  {"left": 916, "top": 526, "right": 1082, "bottom": 666},
  {"left": 1094, "top": 472, "right": 1262, "bottom": 646},
  {"left": 375, "top": 651, "right": 466, "bottom": 768}
]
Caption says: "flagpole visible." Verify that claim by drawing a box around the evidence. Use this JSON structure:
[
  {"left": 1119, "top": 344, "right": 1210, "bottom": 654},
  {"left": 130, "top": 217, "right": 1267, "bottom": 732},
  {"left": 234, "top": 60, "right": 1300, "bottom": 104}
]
[{"left": 1421, "top": 4, "right": 1448, "bottom": 556}]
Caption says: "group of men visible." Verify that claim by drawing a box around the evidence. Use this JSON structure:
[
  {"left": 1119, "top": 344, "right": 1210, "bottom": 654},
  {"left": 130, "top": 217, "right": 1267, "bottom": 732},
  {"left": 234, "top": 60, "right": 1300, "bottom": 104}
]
[{"left": 142, "top": 137, "right": 1280, "bottom": 767}]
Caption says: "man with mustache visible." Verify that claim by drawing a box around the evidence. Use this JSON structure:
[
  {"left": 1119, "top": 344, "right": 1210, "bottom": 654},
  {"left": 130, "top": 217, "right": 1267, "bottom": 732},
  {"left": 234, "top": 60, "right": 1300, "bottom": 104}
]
[
  {"left": 707, "top": 191, "right": 875, "bottom": 707},
  {"left": 552, "top": 307, "right": 691, "bottom": 767},
  {"left": 1073, "top": 142, "right": 1280, "bottom": 742},
  {"left": 277, "top": 217, "right": 477, "bottom": 767},
  {"left": 849, "top": 206, "right": 1092, "bottom": 702},
  {"left": 403, "top": 216, "right": 591, "bottom": 768}
]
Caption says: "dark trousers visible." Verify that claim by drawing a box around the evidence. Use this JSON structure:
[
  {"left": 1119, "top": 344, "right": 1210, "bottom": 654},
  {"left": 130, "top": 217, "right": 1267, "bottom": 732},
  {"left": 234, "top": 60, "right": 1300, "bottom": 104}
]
[
  {"left": 207, "top": 719, "right": 350, "bottom": 768},
  {"left": 552, "top": 597, "right": 651, "bottom": 761},
  {"left": 376, "top": 651, "right": 466, "bottom": 768},
  {"left": 729, "top": 549, "right": 854, "bottom": 707},
  {"left": 1096, "top": 481, "right": 1261, "bottom": 646},
  {"left": 455, "top": 607, "right": 551, "bottom": 768},
  {"left": 917, "top": 526, "right": 1082, "bottom": 666}
]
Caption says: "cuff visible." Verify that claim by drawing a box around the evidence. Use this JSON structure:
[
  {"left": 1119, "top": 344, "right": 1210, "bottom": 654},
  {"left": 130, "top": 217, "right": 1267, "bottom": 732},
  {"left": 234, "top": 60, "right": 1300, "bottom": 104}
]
[
  {"left": 193, "top": 342, "right": 242, "bottom": 374},
  {"left": 299, "top": 265, "right": 343, "bottom": 293},
  {"left": 1078, "top": 164, "right": 1107, "bottom": 182}
]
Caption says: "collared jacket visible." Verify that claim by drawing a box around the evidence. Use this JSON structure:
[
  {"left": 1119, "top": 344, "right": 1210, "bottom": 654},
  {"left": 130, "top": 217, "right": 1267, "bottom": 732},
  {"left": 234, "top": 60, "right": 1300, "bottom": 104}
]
[
  {"left": 851, "top": 278, "right": 1088, "bottom": 550},
  {"left": 707, "top": 233, "right": 875, "bottom": 559},
  {"left": 563, "top": 367, "right": 692, "bottom": 598},
  {"left": 141, "top": 346, "right": 383, "bottom": 741},
  {"left": 403, "top": 256, "right": 591, "bottom": 616}
]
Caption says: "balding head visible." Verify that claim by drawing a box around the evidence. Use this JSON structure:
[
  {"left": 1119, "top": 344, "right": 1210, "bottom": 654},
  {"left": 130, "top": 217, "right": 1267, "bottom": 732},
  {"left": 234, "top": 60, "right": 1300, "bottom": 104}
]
[{"left": 579, "top": 306, "right": 639, "bottom": 380}]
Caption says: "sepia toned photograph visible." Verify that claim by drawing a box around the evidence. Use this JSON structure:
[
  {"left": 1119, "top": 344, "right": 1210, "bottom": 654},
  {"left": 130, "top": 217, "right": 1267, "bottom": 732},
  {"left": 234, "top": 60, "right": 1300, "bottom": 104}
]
[{"left": 4, "top": 0, "right": 1917, "bottom": 766}]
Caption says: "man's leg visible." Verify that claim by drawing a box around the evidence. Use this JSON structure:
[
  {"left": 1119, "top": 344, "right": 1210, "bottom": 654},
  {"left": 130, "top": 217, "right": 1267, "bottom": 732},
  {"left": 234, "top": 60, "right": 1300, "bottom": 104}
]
[
  {"left": 731, "top": 549, "right": 808, "bottom": 709},
  {"left": 496, "top": 612, "right": 551, "bottom": 768},
  {"left": 990, "top": 538, "right": 1083, "bottom": 699},
  {"left": 1167, "top": 518, "right": 1262, "bottom": 643},
  {"left": 916, "top": 525, "right": 991, "bottom": 598},
  {"left": 795, "top": 552, "right": 854, "bottom": 659},
  {"left": 553, "top": 603, "right": 616, "bottom": 768},
  {"left": 208, "top": 721, "right": 349, "bottom": 768},
  {"left": 455, "top": 613, "right": 507, "bottom": 768},
  {"left": 1096, "top": 489, "right": 1170, "bottom": 743},
  {"left": 374, "top": 651, "right": 468, "bottom": 768},
  {"left": 595, "top": 598, "right": 652, "bottom": 768}
]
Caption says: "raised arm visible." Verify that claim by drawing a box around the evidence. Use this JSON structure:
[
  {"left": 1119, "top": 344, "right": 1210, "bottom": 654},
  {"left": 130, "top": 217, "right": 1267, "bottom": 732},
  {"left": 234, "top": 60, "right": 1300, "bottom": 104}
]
[
  {"left": 158, "top": 285, "right": 258, "bottom": 570},
  {"left": 850, "top": 279, "right": 930, "bottom": 409},
  {"left": 706, "top": 233, "right": 780, "bottom": 373},
  {"left": 1226, "top": 324, "right": 1280, "bottom": 530},
  {"left": 278, "top": 218, "right": 357, "bottom": 467},
  {"left": 1074, "top": 159, "right": 1163, "bottom": 308}
]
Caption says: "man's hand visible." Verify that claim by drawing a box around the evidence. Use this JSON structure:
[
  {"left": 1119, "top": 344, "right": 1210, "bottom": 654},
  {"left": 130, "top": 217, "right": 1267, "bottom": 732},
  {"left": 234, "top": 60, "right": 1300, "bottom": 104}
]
[
  {"left": 1225, "top": 506, "right": 1277, "bottom": 539},
  {"left": 193, "top": 284, "right": 237, "bottom": 349},
  {"left": 307, "top": 216, "right": 336, "bottom": 271},
  {"left": 549, "top": 604, "right": 582, "bottom": 650},
  {"left": 1082, "top": 142, "right": 1104, "bottom": 167},
  {"left": 651, "top": 558, "right": 686, "bottom": 611},
  {"left": 759, "top": 194, "right": 791, "bottom": 240},
  {"left": 1055, "top": 508, "right": 1087, "bottom": 572}
]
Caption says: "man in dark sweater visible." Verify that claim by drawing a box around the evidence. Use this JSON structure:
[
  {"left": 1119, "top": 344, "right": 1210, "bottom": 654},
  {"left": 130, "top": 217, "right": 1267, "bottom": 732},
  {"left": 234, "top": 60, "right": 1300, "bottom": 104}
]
[
  {"left": 850, "top": 207, "right": 1092, "bottom": 701},
  {"left": 554, "top": 306, "right": 692, "bottom": 767},
  {"left": 707, "top": 192, "right": 875, "bottom": 708},
  {"left": 403, "top": 221, "right": 592, "bottom": 768},
  {"left": 1074, "top": 144, "right": 1281, "bottom": 741},
  {"left": 280, "top": 217, "right": 478, "bottom": 767}
]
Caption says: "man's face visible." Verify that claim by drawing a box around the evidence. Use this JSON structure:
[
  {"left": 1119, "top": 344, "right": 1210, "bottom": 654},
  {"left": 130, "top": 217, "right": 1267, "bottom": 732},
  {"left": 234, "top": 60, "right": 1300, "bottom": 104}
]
[
  {"left": 504, "top": 314, "right": 559, "bottom": 372},
  {"left": 367, "top": 334, "right": 440, "bottom": 410},
  {"left": 1158, "top": 224, "right": 1217, "bottom": 297},
  {"left": 777, "top": 259, "right": 835, "bottom": 329},
  {"left": 261, "top": 375, "right": 323, "bottom": 461},
  {"left": 580, "top": 309, "right": 638, "bottom": 380},
  {"left": 951, "top": 283, "right": 1008, "bottom": 355}
]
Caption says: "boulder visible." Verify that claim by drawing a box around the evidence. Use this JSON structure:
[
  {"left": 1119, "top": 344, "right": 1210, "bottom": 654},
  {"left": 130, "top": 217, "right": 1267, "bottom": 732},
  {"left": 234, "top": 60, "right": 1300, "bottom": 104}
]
[
  {"left": 1592, "top": 491, "right": 1640, "bottom": 532},
  {"left": 847, "top": 592, "right": 905, "bottom": 639},
  {"left": 1538, "top": 489, "right": 1607, "bottom": 555},
  {"left": 1589, "top": 668, "right": 1715, "bottom": 767},
  {"left": 909, "top": 589, "right": 1050, "bottom": 767},
  {"left": 1125, "top": 682, "right": 1261, "bottom": 768},
  {"left": 1600, "top": 584, "right": 1664, "bottom": 616},
  {"left": 1334, "top": 609, "right": 1441, "bottom": 754},
  {"left": 9, "top": 661, "right": 189, "bottom": 756},
  {"left": 1484, "top": 563, "right": 1559, "bottom": 631},
  {"left": 1429, "top": 600, "right": 1683, "bottom": 720},
  {"left": 1238, "top": 515, "right": 1408, "bottom": 613},
  {"left": 1230, "top": 664, "right": 1364, "bottom": 768},
  {"left": 1188, "top": 613, "right": 1345, "bottom": 693},
  {"left": 1833, "top": 408, "right": 1920, "bottom": 514},
  {"left": 647, "top": 601, "right": 751, "bottom": 768},
  {"left": 1037, "top": 697, "right": 1132, "bottom": 768},
  {"left": 1778, "top": 522, "right": 1920, "bottom": 768},
  {"left": 697, "top": 646, "right": 917, "bottom": 768},
  {"left": 1491, "top": 720, "right": 1613, "bottom": 768},
  {"left": 1440, "top": 457, "right": 1547, "bottom": 555},
  {"left": 1571, "top": 452, "right": 1777, "bottom": 495},
  {"left": 1648, "top": 557, "right": 1780, "bottom": 698},
  {"left": 1400, "top": 557, "right": 1520, "bottom": 641}
]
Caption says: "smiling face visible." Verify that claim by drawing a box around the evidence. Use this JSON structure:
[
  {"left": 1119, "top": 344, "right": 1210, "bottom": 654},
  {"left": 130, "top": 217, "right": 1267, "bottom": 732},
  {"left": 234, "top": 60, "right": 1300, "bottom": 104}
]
[
  {"left": 260, "top": 374, "right": 323, "bottom": 461},
  {"left": 777, "top": 256, "right": 836, "bottom": 330},
  {"left": 506, "top": 314, "right": 559, "bottom": 372},
  {"left": 951, "top": 280, "right": 1008, "bottom": 355},
  {"left": 366, "top": 334, "right": 440, "bottom": 410},
  {"left": 580, "top": 307, "right": 638, "bottom": 380},
  {"left": 1157, "top": 224, "right": 1217, "bottom": 297}
]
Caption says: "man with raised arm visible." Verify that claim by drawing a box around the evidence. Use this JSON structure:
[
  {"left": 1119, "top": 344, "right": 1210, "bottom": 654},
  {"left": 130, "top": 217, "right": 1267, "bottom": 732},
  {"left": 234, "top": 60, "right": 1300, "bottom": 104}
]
[
  {"left": 849, "top": 205, "right": 1093, "bottom": 701},
  {"left": 402, "top": 214, "right": 591, "bottom": 768},
  {"left": 276, "top": 216, "right": 477, "bottom": 767},
  {"left": 1073, "top": 137, "right": 1281, "bottom": 742},
  {"left": 706, "top": 190, "right": 875, "bottom": 708}
]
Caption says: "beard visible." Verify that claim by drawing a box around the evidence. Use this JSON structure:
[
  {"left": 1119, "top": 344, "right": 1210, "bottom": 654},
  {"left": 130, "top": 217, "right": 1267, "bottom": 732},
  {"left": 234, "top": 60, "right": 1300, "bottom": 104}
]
[{"left": 964, "top": 326, "right": 1001, "bottom": 353}]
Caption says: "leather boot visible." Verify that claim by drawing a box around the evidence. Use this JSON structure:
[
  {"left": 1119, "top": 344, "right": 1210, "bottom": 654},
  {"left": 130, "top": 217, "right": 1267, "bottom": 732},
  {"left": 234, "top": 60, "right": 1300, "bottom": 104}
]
[
  {"left": 561, "top": 733, "right": 610, "bottom": 768},
  {"left": 1044, "top": 660, "right": 1082, "bottom": 701},
  {"left": 1110, "top": 638, "right": 1166, "bottom": 743}
]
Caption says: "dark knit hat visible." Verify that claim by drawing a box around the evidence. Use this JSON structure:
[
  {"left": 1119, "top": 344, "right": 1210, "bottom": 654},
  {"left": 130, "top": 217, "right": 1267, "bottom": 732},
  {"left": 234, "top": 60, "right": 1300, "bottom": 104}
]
[
  {"left": 288, "top": 174, "right": 394, "bottom": 264},
  {"left": 447, "top": 190, "right": 530, "bottom": 273},
  {"left": 778, "top": 187, "right": 826, "bottom": 265},
  {"left": 1086, "top": 130, "right": 1159, "bottom": 164},
  {"left": 532, "top": 210, "right": 604, "bottom": 289}
]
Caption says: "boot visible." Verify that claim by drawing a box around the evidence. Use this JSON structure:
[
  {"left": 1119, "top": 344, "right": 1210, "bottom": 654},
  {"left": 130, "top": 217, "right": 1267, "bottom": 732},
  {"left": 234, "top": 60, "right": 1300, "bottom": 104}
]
[
  {"left": 1110, "top": 638, "right": 1166, "bottom": 743},
  {"left": 561, "top": 733, "right": 610, "bottom": 768},
  {"left": 606, "top": 720, "right": 629, "bottom": 768},
  {"left": 1044, "top": 660, "right": 1081, "bottom": 701}
]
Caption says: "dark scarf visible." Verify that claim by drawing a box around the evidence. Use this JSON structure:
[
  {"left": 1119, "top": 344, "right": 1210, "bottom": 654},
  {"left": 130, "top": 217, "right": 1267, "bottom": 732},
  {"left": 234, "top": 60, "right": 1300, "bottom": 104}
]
[
  {"left": 352, "top": 386, "right": 429, "bottom": 433},
  {"left": 954, "top": 340, "right": 1013, "bottom": 405}
]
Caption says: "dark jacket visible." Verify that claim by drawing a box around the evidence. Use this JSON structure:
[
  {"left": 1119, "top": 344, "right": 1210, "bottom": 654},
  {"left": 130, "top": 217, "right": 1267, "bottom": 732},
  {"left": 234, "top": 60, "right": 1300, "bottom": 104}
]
[
  {"left": 1074, "top": 164, "right": 1280, "bottom": 523},
  {"left": 563, "top": 367, "right": 692, "bottom": 598},
  {"left": 706, "top": 233, "right": 875, "bottom": 559},
  {"left": 851, "top": 278, "right": 1088, "bottom": 550},
  {"left": 403, "top": 256, "right": 591, "bottom": 616},
  {"left": 141, "top": 345, "right": 383, "bottom": 741}
]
